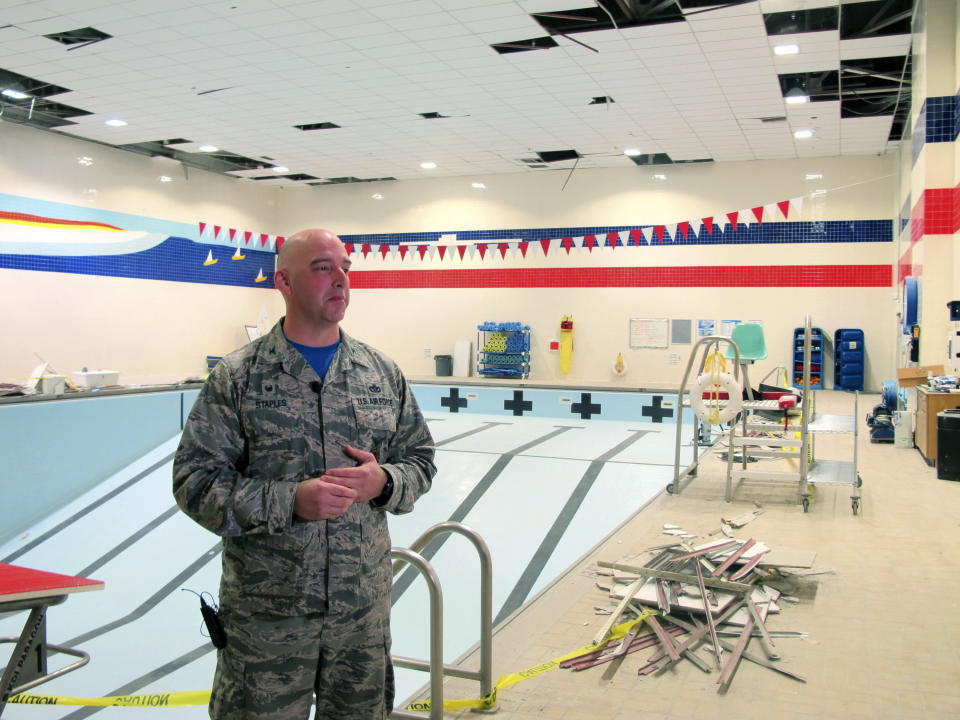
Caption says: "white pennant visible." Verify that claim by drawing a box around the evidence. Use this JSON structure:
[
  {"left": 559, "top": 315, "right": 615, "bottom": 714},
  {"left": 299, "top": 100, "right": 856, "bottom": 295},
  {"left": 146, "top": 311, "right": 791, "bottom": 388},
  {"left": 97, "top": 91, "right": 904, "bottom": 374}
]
[
  {"left": 791, "top": 196, "right": 804, "bottom": 217},
  {"left": 665, "top": 223, "right": 677, "bottom": 243},
  {"left": 427, "top": 244, "right": 437, "bottom": 261},
  {"left": 764, "top": 203, "right": 777, "bottom": 222},
  {"left": 466, "top": 244, "right": 477, "bottom": 260},
  {"left": 738, "top": 209, "right": 752, "bottom": 227},
  {"left": 640, "top": 226, "right": 652, "bottom": 245}
]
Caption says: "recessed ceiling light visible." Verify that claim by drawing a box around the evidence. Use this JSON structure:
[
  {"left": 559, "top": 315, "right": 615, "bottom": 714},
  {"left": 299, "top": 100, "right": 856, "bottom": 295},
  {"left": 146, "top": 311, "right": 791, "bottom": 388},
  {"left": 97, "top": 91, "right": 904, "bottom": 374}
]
[
  {"left": 651, "top": 173, "right": 667, "bottom": 181},
  {"left": 1, "top": 88, "right": 29, "bottom": 99},
  {"left": 271, "top": 165, "right": 289, "bottom": 173},
  {"left": 419, "top": 161, "right": 437, "bottom": 169},
  {"left": 371, "top": 193, "right": 383, "bottom": 200},
  {"left": 794, "top": 129, "right": 814, "bottom": 139},
  {"left": 774, "top": 44, "right": 800, "bottom": 55},
  {"left": 158, "top": 175, "right": 173, "bottom": 183},
  {"left": 472, "top": 182, "right": 486, "bottom": 189},
  {"left": 624, "top": 148, "right": 641, "bottom": 156},
  {"left": 77, "top": 156, "right": 93, "bottom": 166},
  {"left": 785, "top": 89, "right": 809, "bottom": 104},
  {"left": 105, "top": 118, "right": 127, "bottom": 127},
  {"left": 805, "top": 173, "right": 823, "bottom": 180},
  {"left": 198, "top": 145, "right": 218, "bottom": 152}
]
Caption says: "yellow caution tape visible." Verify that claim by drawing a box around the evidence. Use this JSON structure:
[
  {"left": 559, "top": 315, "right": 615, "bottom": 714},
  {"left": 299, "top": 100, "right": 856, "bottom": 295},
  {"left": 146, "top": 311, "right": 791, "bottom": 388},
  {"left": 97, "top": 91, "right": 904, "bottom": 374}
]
[
  {"left": 9, "top": 611, "right": 656, "bottom": 713},
  {"left": 8, "top": 691, "right": 210, "bottom": 707},
  {"left": 406, "top": 608, "right": 656, "bottom": 713}
]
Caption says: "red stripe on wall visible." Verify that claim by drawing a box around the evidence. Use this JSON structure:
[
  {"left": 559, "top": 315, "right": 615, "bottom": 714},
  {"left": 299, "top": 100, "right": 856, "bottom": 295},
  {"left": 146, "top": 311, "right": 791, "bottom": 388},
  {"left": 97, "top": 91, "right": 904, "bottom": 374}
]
[
  {"left": 349, "top": 265, "right": 891, "bottom": 289},
  {"left": 924, "top": 187, "right": 955, "bottom": 234},
  {"left": 0, "top": 210, "right": 122, "bottom": 230}
]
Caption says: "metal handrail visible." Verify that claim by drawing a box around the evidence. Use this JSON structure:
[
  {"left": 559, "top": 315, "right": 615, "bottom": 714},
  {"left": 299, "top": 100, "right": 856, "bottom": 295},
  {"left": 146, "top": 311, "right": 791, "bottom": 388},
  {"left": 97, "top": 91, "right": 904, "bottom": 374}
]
[{"left": 389, "top": 522, "right": 494, "bottom": 719}]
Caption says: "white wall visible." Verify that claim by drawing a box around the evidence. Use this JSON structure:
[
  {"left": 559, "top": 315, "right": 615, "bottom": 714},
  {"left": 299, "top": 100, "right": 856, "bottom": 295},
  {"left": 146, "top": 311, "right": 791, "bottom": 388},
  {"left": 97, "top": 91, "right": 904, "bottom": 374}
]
[{"left": 1, "top": 120, "right": 898, "bottom": 390}]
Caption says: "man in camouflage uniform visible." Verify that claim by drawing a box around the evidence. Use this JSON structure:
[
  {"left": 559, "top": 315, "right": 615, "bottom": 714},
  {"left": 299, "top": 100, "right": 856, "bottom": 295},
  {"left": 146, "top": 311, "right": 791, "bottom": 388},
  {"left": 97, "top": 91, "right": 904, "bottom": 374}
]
[{"left": 173, "top": 228, "right": 436, "bottom": 719}]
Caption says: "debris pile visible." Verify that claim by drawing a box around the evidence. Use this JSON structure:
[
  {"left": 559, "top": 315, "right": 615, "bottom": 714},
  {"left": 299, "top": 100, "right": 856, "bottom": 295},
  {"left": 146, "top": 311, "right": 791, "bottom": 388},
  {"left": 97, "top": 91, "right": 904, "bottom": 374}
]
[{"left": 566, "top": 519, "right": 816, "bottom": 693}]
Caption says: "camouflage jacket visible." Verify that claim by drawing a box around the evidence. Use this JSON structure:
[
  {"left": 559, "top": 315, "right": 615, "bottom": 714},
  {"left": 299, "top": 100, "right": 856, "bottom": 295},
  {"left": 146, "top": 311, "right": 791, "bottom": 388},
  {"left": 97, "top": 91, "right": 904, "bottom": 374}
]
[{"left": 173, "top": 319, "right": 436, "bottom": 615}]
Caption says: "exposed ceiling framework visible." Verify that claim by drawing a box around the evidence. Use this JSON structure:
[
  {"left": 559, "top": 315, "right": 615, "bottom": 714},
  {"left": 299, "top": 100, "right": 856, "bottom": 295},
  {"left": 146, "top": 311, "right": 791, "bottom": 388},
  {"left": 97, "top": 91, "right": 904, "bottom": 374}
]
[{"left": 0, "top": 0, "right": 913, "bottom": 186}]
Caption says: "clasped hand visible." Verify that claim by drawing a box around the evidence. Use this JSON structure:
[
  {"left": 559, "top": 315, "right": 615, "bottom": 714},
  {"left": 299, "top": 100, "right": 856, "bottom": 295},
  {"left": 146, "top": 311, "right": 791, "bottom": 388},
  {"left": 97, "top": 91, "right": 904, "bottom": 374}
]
[{"left": 293, "top": 444, "right": 387, "bottom": 520}]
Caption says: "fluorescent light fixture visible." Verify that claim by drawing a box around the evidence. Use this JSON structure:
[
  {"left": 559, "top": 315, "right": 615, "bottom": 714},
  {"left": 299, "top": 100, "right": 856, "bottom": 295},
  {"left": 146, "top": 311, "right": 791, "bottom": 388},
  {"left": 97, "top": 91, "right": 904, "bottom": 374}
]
[
  {"left": 794, "top": 129, "right": 814, "bottom": 139},
  {"left": 624, "top": 148, "right": 641, "bottom": 156},
  {"left": 198, "top": 145, "right": 218, "bottom": 152},
  {"left": 105, "top": 118, "right": 127, "bottom": 127},
  {"left": 77, "top": 156, "right": 93, "bottom": 166},
  {"left": 805, "top": 173, "right": 823, "bottom": 180},
  {"left": 271, "top": 165, "right": 289, "bottom": 173},
  {"left": 785, "top": 88, "right": 809, "bottom": 104},
  {"left": 158, "top": 175, "right": 173, "bottom": 183},
  {"left": 472, "top": 182, "right": 486, "bottom": 189},
  {"left": 371, "top": 193, "right": 383, "bottom": 200},
  {"left": 419, "top": 161, "right": 437, "bottom": 169},
  {"left": 651, "top": 173, "right": 667, "bottom": 181},
  {"left": 1, "top": 88, "right": 29, "bottom": 99},
  {"left": 775, "top": 44, "right": 799, "bottom": 55}
]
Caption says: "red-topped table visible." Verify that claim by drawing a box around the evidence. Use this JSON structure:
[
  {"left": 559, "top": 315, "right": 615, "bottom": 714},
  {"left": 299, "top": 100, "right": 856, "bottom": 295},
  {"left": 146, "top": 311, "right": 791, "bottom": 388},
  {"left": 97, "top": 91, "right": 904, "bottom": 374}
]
[{"left": 0, "top": 563, "right": 104, "bottom": 712}]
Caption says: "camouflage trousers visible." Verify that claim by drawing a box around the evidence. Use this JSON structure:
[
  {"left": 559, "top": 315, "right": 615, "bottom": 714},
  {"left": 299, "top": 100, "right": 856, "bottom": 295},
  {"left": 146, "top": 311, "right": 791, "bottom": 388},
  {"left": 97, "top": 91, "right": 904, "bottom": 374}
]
[{"left": 210, "top": 596, "right": 394, "bottom": 719}]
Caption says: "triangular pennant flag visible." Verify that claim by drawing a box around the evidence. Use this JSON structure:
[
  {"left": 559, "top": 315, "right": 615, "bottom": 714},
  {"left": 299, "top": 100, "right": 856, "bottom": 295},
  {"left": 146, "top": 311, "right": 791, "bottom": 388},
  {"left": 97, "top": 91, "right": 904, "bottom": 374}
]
[
  {"left": 702, "top": 216, "right": 714, "bottom": 235},
  {"left": 654, "top": 225, "right": 666, "bottom": 243},
  {"left": 276, "top": 236, "right": 285, "bottom": 252},
  {"left": 677, "top": 221, "right": 690, "bottom": 240},
  {"left": 244, "top": 231, "right": 252, "bottom": 245},
  {"left": 344, "top": 243, "right": 354, "bottom": 256},
  {"left": 379, "top": 244, "right": 390, "bottom": 259},
  {"left": 561, "top": 237, "right": 574, "bottom": 254},
  {"left": 417, "top": 244, "right": 427, "bottom": 260},
  {"left": 361, "top": 243, "right": 371, "bottom": 258},
  {"left": 791, "top": 196, "right": 804, "bottom": 216},
  {"left": 214, "top": 225, "right": 222, "bottom": 241},
  {"left": 199, "top": 221, "right": 207, "bottom": 237},
  {"left": 476, "top": 243, "right": 487, "bottom": 260},
  {"left": 764, "top": 203, "right": 777, "bottom": 222},
  {"left": 519, "top": 241, "right": 529, "bottom": 258},
  {"left": 498, "top": 242, "right": 509, "bottom": 259},
  {"left": 398, "top": 245, "right": 408, "bottom": 260},
  {"left": 540, "top": 238, "right": 551, "bottom": 256},
  {"left": 630, "top": 228, "right": 644, "bottom": 246},
  {"left": 427, "top": 245, "right": 437, "bottom": 261},
  {"left": 739, "top": 209, "right": 752, "bottom": 227},
  {"left": 438, "top": 245, "right": 447, "bottom": 261},
  {"left": 752, "top": 205, "right": 765, "bottom": 224},
  {"left": 584, "top": 235, "right": 597, "bottom": 252},
  {"left": 260, "top": 233, "right": 269, "bottom": 247},
  {"left": 726, "top": 211, "right": 739, "bottom": 233},
  {"left": 606, "top": 232, "right": 619, "bottom": 249},
  {"left": 777, "top": 200, "right": 791, "bottom": 219},
  {"left": 229, "top": 228, "right": 237, "bottom": 243},
  {"left": 457, "top": 245, "right": 467, "bottom": 261},
  {"left": 665, "top": 224, "right": 677, "bottom": 243},
  {"left": 641, "top": 227, "right": 652, "bottom": 244}
]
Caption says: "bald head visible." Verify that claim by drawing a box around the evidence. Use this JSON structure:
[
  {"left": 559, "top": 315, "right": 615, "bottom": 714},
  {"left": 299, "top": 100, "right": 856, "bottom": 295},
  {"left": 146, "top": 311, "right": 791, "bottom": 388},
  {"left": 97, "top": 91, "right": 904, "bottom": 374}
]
[{"left": 276, "top": 228, "right": 343, "bottom": 273}]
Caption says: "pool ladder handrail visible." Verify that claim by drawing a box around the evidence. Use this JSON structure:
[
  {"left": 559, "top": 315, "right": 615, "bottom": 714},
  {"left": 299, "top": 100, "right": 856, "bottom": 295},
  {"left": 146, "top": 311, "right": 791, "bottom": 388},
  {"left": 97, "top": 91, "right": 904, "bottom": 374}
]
[
  {"left": 671, "top": 336, "right": 741, "bottom": 494},
  {"left": 389, "top": 521, "right": 494, "bottom": 719}
]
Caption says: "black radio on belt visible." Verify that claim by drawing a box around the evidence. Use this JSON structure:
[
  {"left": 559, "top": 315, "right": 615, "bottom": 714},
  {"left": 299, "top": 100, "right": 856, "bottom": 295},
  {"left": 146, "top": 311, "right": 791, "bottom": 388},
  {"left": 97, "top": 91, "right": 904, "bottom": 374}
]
[{"left": 182, "top": 589, "right": 227, "bottom": 649}]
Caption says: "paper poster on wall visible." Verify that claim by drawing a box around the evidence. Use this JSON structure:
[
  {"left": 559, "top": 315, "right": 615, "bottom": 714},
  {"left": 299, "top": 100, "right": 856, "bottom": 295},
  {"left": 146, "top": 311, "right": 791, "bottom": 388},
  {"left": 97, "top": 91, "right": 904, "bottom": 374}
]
[
  {"left": 671, "top": 319, "right": 692, "bottom": 345},
  {"left": 629, "top": 318, "right": 669, "bottom": 348},
  {"left": 720, "top": 319, "right": 741, "bottom": 337},
  {"left": 696, "top": 320, "right": 716, "bottom": 339}
]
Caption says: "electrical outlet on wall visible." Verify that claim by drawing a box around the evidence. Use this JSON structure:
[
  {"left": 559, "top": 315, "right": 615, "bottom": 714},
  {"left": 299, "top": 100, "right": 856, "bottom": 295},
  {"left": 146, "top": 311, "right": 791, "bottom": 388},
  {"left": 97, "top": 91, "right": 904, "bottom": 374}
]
[
  {"left": 669, "top": 353, "right": 681, "bottom": 365},
  {"left": 424, "top": 348, "right": 432, "bottom": 358}
]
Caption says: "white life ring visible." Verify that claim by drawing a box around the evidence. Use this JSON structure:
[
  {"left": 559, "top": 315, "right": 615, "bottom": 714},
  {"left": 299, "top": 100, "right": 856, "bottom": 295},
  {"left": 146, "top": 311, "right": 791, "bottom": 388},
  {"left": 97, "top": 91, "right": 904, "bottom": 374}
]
[{"left": 690, "top": 371, "right": 743, "bottom": 424}]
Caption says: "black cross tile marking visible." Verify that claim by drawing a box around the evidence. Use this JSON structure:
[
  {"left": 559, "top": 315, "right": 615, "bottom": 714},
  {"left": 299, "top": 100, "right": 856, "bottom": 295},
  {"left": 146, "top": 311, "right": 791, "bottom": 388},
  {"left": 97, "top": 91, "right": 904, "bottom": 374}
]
[
  {"left": 642, "top": 395, "right": 674, "bottom": 423},
  {"left": 504, "top": 390, "right": 533, "bottom": 416},
  {"left": 571, "top": 392, "right": 601, "bottom": 420},
  {"left": 440, "top": 388, "right": 468, "bottom": 413}
]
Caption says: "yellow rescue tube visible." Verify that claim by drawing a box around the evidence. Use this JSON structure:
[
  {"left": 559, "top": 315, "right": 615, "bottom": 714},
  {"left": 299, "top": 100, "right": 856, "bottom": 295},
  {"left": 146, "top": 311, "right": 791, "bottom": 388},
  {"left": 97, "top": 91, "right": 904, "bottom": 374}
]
[{"left": 560, "top": 316, "right": 573, "bottom": 374}]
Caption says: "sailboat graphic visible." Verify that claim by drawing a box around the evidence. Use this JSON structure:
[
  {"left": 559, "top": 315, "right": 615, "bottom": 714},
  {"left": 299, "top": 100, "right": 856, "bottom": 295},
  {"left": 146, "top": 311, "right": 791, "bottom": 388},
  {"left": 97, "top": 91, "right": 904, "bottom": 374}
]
[
  {"left": 203, "top": 249, "right": 218, "bottom": 266},
  {"left": 232, "top": 246, "right": 245, "bottom": 260},
  {"left": 254, "top": 268, "right": 267, "bottom": 283}
]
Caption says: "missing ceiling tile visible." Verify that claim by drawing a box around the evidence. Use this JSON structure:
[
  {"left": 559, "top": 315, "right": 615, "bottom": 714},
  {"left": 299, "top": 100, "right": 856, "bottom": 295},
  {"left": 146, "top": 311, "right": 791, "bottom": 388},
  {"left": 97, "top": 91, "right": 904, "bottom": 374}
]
[
  {"left": 43, "top": 27, "right": 112, "bottom": 49},
  {"left": 537, "top": 149, "right": 580, "bottom": 163},
  {"left": 491, "top": 36, "right": 558, "bottom": 54},
  {"left": 589, "top": 96, "right": 615, "bottom": 105},
  {"left": 294, "top": 122, "right": 341, "bottom": 131},
  {"left": 418, "top": 112, "right": 450, "bottom": 119}
]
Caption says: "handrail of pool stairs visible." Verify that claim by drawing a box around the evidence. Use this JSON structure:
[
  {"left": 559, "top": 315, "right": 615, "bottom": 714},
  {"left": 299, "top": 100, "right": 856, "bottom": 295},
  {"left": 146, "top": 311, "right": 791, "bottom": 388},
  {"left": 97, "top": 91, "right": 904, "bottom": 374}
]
[
  {"left": 389, "top": 522, "right": 494, "bottom": 719},
  {"left": 671, "top": 335, "right": 742, "bottom": 495}
]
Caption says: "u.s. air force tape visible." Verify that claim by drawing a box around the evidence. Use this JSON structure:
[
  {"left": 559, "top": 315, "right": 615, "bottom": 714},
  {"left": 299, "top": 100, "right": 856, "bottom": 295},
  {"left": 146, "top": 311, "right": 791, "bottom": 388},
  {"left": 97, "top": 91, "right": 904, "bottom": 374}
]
[
  {"left": 10, "top": 612, "right": 655, "bottom": 713},
  {"left": 406, "top": 609, "right": 656, "bottom": 713}
]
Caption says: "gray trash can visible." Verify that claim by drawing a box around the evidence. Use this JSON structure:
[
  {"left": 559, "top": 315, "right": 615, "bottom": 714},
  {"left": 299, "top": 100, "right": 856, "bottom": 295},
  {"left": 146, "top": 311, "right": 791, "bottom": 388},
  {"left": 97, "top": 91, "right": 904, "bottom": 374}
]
[{"left": 434, "top": 354, "right": 453, "bottom": 376}]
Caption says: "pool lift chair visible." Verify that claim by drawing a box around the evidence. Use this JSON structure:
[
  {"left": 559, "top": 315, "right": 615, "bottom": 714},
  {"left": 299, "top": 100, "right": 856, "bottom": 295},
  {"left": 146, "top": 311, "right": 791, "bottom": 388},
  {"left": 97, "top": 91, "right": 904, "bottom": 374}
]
[{"left": 725, "top": 323, "right": 767, "bottom": 400}]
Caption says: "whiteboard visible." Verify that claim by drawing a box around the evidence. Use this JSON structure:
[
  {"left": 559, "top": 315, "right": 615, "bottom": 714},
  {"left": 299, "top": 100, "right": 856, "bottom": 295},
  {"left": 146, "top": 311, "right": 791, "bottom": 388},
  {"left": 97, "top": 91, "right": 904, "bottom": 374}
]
[{"left": 629, "top": 317, "right": 669, "bottom": 348}]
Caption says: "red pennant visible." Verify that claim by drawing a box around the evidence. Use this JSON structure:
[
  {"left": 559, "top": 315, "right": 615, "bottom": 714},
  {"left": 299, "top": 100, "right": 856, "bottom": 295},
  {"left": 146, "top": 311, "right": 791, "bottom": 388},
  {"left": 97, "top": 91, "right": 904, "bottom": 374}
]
[
  {"left": 584, "top": 235, "right": 596, "bottom": 252},
  {"left": 606, "top": 232, "right": 619, "bottom": 249},
  {"left": 276, "top": 236, "right": 285, "bottom": 252},
  {"left": 214, "top": 225, "right": 222, "bottom": 240},
  {"left": 244, "top": 231, "right": 252, "bottom": 245},
  {"left": 398, "top": 245, "right": 408, "bottom": 260},
  {"left": 561, "top": 237, "right": 574, "bottom": 254},
  {"left": 677, "top": 221, "right": 690, "bottom": 239},
  {"left": 361, "top": 243, "right": 371, "bottom": 258},
  {"left": 540, "top": 239, "right": 551, "bottom": 256},
  {"left": 457, "top": 245, "right": 467, "bottom": 260},
  {"left": 417, "top": 244, "right": 427, "bottom": 260},
  {"left": 518, "top": 241, "right": 529, "bottom": 257},
  {"left": 777, "top": 200, "right": 790, "bottom": 219},
  {"left": 702, "top": 217, "right": 714, "bottom": 235},
  {"left": 260, "top": 233, "right": 268, "bottom": 247},
  {"left": 344, "top": 243, "right": 354, "bottom": 256},
  {"left": 654, "top": 225, "right": 665, "bottom": 243},
  {"left": 726, "top": 211, "right": 739, "bottom": 232},
  {"left": 229, "top": 228, "right": 237, "bottom": 243},
  {"left": 438, "top": 245, "right": 447, "bottom": 260},
  {"left": 199, "top": 221, "right": 207, "bottom": 236},
  {"left": 379, "top": 244, "right": 389, "bottom": 259},
  {"left": 752, "top": 206, "right": 764, "bottom": 223},
  {"left": 630, "top": 228, "right": 644, "bottom": 246},
  {"left": 498, "top": 242, "right": 509, "bottom": 258},
  {"left": 477, "top": 243, "right": 487, "bottom": 260}
]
